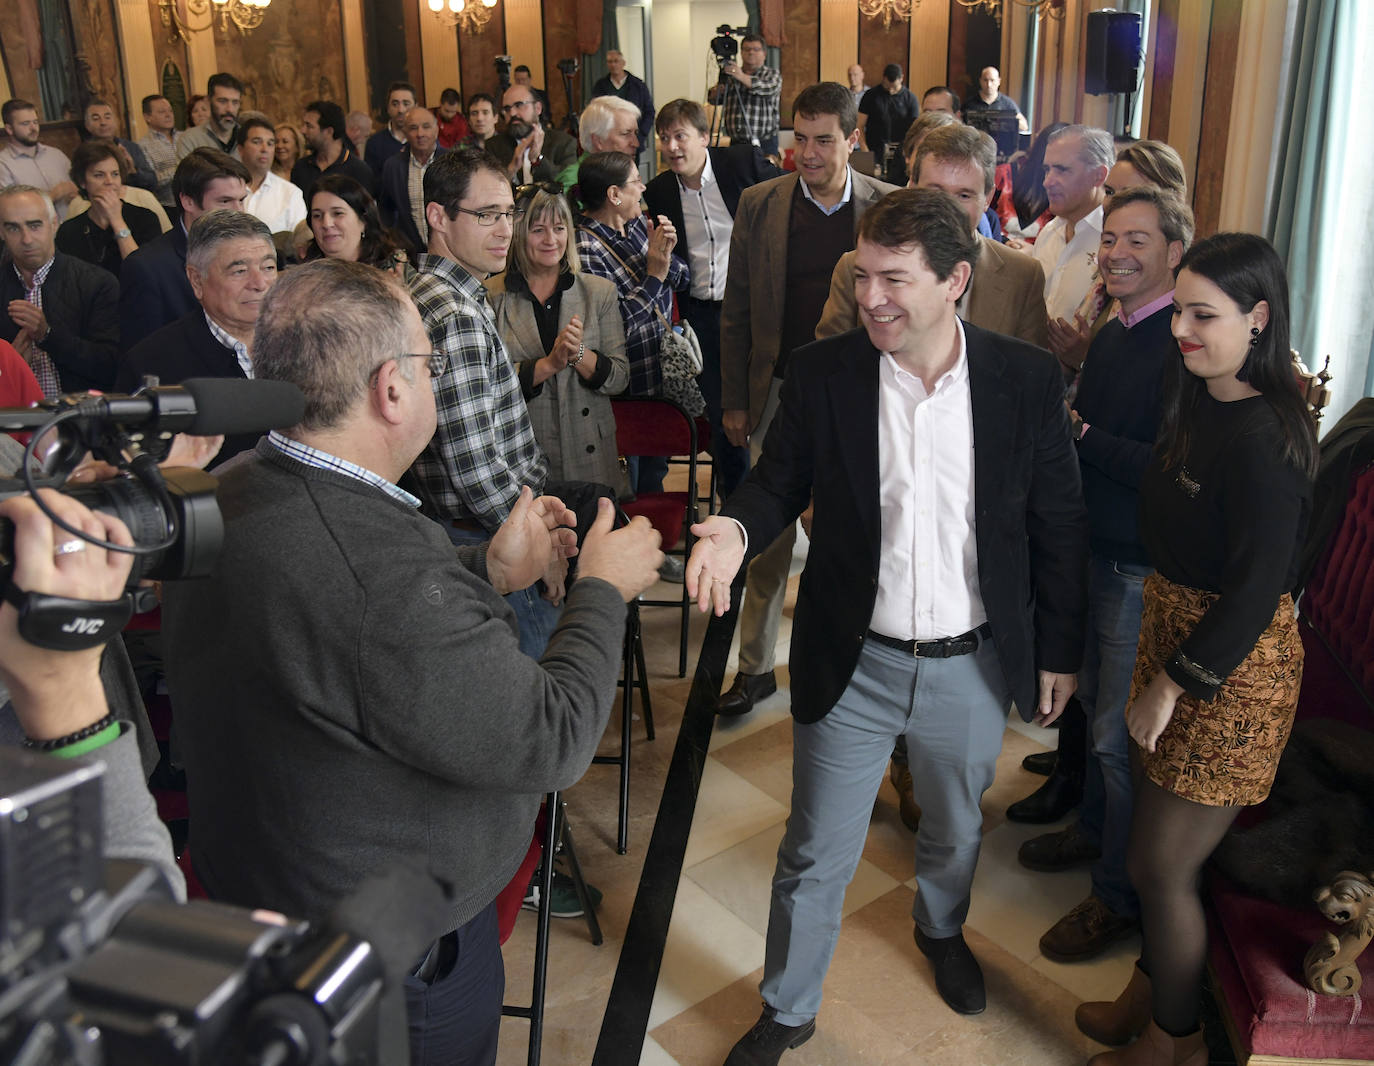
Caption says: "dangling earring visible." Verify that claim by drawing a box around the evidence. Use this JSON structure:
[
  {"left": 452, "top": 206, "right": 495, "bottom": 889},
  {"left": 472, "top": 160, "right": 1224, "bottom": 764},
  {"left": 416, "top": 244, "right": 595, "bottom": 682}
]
[{"left": 1249, "top": 326, "right": 1260, "bottom": 347}]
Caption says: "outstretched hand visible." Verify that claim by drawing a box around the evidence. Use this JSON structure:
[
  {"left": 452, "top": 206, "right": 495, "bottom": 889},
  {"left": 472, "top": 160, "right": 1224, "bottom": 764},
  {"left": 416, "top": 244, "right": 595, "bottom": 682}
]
[
  {"left": 487, "top": 486, "right": 578, "bottom": 595},
  {"left": 685, "top": 514, "right": 746, "bottom": 616}
]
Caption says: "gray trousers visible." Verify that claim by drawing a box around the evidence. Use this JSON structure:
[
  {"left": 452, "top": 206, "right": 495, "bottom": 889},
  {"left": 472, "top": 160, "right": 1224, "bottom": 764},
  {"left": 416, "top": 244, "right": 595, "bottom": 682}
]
[
  {"left": 738, "top": 378, "right": 795, "bottom": 674},
  {"left": 760, "top": 635, "right": 1010, "bottom": 1026}
]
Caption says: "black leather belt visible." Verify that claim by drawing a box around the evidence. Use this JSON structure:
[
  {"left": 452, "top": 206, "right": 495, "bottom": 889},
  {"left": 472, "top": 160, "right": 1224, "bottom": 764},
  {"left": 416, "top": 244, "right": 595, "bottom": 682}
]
[
  {"left": 866, "top": 622, "right": 992, "bottom": 659},
  {"left": 683, "top": 294, "right": 723, "bottom": 308}
]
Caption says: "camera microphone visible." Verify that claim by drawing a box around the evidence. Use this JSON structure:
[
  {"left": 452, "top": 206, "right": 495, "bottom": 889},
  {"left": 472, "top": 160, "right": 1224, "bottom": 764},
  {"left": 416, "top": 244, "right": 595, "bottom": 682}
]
[{"left": 0, "top": 378, "right": 306, "bottom": 437}]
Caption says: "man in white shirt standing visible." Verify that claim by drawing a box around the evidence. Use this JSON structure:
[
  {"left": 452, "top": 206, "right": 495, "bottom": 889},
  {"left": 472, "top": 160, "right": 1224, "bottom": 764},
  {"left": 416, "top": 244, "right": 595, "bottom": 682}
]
[
  {"left": 236, "top": 115, "right": 306, "bottom": 237},
  {"left": 688, "top": 187, "right": 1086, "bottom": 1062},
  {"left": 1031, "top": 124, "right": 1112, "bottom": 366}
]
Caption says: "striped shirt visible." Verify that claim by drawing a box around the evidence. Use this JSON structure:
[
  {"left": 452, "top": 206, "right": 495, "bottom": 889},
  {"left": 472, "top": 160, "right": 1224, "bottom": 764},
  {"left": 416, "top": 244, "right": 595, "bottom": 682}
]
[
  {"left": 205, "top": 314, "right": 253, "bottom": 379},
  {"left": 16, "top": 259, "right": 62, "bottom": 398}
]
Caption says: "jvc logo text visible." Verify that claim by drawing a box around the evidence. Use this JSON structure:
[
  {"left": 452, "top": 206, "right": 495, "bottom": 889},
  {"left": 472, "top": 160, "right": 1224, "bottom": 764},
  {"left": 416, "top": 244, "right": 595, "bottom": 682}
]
[{"left": 61, "top": 618, "right": 105, "bottom": 635}]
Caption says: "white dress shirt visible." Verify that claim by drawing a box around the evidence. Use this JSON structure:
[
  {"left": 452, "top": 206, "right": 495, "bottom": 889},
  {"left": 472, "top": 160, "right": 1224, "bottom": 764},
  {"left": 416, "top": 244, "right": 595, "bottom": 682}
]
[
  {"left": 244, "top": 170, "right": 307, "bottom": 234},
  {"left": 677, "top": 153, "right": 734, "bottom": 301},
  {"left": 869, "top": 319, "right": 987, "bottom": 640},
  {"left": 1032, "top": 204, "right": 1103, "bottom": 322}
]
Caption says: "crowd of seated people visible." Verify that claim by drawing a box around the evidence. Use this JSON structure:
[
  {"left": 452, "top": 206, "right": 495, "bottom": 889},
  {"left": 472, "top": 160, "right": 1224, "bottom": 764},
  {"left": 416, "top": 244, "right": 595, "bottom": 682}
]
[{"left": 0, "top": 57, "right": 1322, "bottom": 1066}]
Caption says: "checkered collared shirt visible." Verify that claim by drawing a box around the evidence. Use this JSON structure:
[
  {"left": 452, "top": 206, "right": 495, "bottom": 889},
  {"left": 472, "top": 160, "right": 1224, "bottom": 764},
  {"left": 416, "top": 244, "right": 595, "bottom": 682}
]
[
  {"left": 575, "top": 214, "right": 689, "bottom": 397},
  {"left": 721, "top": 64, "right": 782, "bottom": 144},
  {"left": 268, "top": 431, "right": 421, "bottom": 508},
  {"left": 16, "top": 259, "right": 62, "bottom": 398},
  {"left": 407, "top": 253, "right": 548, "bottom": 533},
  {"left": 408, "top": 150, "right": 435, "bottom": 246},
  {"left": 138, "top": 130, "right": 178, "bottom": 206},
  {"left": 204, "top": 314, "right": 253, "bottom": 379}
]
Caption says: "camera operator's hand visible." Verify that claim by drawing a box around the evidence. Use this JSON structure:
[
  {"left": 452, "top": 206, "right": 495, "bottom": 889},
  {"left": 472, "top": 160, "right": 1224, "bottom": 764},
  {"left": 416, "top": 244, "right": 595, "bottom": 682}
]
[
  {"left": 65, "top": 432, "right": 226, "bottom": 486},
  {"left": 577, "top": 497, "right": 662, "bottom": 603},
  {"left": 487, "top": 485, "right": 578, "bottom": 596},
  {"left": 0, "top": 490, "right": 133, "bottom": 740},
  {"left": 721, "top": 61, "right": 753, "bottom": 88}
]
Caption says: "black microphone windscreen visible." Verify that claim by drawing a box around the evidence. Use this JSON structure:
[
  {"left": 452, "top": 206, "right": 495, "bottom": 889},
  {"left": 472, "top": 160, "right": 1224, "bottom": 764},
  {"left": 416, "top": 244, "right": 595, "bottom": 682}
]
[{"left": 180, "top": 378, "right": 305, "bottom": 436}]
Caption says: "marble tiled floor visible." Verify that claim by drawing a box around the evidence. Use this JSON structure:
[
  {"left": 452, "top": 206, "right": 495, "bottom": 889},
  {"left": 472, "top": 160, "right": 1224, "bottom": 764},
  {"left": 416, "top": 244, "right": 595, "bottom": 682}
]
[{"left": 496, "top": 532, "right": 1145, "bottom": 1066}]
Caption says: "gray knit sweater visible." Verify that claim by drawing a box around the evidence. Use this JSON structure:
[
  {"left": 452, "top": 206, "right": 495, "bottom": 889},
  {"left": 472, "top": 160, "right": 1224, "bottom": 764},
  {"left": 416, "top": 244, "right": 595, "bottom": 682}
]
[{"left": 163, "top": 441, "right": 626, "bottom": 933}]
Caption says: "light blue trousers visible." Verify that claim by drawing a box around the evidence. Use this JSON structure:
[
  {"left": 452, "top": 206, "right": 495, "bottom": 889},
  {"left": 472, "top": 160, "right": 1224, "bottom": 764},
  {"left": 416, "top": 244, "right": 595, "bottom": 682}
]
[{"left": 761, "top": 635, "right": 1010, "bottom": 1025}]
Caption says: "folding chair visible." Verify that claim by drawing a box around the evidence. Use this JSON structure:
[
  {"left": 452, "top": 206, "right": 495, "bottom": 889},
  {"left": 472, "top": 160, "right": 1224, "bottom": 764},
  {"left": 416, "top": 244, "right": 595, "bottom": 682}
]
[
  {"left": 502, "top": 792, "right": 603, "bottom": 1066},
  {"left": 612, "top": 397, "right": 701, "bottom": 678},
  {"left": 593, "top": 603, "right": 652, "bottom": 853}
]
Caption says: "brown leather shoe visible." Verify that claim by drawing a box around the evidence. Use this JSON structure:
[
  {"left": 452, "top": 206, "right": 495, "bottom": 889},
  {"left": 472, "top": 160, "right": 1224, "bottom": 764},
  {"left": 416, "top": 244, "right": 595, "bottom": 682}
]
[
  {"left": 715, "top": 671, "right": 777, "bottom": 717},
  {"left": 1018, "top": 822, "right": 1101, "bottom": 872},
  {"left": 888, "top": 759, "right": 921, "bottom": 831},
  {"left": 1039, "top": 895, "right": 1138, "bottom": 962}
]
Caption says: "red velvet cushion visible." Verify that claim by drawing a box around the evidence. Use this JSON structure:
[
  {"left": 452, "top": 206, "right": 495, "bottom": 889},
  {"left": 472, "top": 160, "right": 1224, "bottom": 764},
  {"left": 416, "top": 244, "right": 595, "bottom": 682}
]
[
  {"left": 1303, "top": 467, "right": 1374, "bottom": 695},
  {"left": 1208, "top": 873, "right": 1374, "bottom": 1059}
]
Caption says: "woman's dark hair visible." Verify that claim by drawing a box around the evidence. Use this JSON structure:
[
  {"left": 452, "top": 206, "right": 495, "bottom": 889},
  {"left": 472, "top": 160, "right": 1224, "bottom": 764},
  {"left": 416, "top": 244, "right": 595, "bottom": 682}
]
[
  {"left": 69, "top": 138, "right": 126, "bottom": 194},
  {"left": 306, "top": 174, "right": 412, "bottom": 268},
  {"left": 576, "top": 151, "right": 636, "bottom": 212},
  {"left": 1011, "top": 121, "right": 1067, "bottom": 228},
  {"left": 1158, "top": 232, "right": 1317, "bottom": 478}
]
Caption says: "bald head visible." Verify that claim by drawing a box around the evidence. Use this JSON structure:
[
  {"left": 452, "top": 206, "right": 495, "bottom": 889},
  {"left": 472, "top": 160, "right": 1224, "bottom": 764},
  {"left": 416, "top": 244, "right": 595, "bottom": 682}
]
[{"left": 403, "top": 107, "right": 439, "bottom": 161}]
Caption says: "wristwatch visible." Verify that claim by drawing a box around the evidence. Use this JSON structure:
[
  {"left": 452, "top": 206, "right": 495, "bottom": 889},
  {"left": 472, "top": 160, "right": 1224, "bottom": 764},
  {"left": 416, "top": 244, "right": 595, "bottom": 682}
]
[{"left": 114, "top": 226, "right": 132, "bottom": 240}]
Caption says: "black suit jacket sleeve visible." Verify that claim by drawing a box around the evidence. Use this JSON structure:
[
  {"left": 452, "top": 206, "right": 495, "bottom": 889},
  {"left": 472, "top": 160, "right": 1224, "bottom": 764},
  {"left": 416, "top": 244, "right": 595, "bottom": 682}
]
[{"left": 42, "top": 257, "right": 120, "bottom": 392}]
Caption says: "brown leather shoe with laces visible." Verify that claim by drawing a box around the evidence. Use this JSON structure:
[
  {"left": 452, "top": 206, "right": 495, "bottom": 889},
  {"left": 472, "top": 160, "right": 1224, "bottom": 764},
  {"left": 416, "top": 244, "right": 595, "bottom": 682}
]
[{"left": 1039, "top": 895, "right": 1139, "bottom": 962}]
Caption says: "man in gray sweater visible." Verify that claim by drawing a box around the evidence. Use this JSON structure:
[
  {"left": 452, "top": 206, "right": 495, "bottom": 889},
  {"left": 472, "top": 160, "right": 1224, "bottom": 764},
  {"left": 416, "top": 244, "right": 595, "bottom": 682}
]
[{"left": 162, "top": 260, "right": 663, "bottom": 1066}]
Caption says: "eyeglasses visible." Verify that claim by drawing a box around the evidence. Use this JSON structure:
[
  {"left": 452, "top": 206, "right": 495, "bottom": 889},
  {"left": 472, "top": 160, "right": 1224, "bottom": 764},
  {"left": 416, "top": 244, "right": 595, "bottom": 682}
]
[
  {"left": 399, "top": 352, "right": 447, "bottom": 377},
  {"left": 501, "top": 100, "right": 535, "bottom": 113},
  {"left": 451, "top": 206, "right": 517, "bottom": 227}
]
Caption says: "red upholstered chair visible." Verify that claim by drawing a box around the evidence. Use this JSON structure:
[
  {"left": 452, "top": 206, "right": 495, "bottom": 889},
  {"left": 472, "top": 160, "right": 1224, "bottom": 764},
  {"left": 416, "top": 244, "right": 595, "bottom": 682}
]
[{"left": 612, "top": 397, "right": 702, "bottom": 678}]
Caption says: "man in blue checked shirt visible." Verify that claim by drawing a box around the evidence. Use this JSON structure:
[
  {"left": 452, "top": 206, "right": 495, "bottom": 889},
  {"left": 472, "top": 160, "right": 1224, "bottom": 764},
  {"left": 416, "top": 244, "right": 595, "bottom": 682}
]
[{"left": 407, "top": 148, "right": 562, "bottom": 655}]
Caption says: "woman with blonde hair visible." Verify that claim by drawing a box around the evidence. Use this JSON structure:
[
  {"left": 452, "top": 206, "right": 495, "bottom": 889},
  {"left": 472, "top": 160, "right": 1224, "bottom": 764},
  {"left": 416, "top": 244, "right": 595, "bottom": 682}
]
[
  {"left": 273, "top": 122, "right": 305, "bottom": 183},
  {"left": 489, "top": 183, "right": 628, "bottom": 490}
]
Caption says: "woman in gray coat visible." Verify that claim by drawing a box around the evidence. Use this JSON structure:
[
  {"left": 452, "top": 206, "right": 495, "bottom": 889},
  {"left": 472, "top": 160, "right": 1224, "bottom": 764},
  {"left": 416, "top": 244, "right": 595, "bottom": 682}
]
[{"left": 490, "top": 184, "right": 629, "bottom": 490}]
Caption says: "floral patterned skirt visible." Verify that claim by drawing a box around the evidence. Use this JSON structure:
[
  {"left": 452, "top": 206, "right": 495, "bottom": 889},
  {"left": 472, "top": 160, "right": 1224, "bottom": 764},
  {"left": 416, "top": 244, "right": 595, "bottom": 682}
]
[{"left": 1130, "top": 573, "right": 1303, "bottom": 806}]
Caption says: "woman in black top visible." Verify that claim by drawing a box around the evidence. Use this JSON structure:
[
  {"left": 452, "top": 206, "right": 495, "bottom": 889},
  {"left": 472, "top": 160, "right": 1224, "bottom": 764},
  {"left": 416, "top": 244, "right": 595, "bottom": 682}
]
[
  {"left": 1078, "top": 233, "right": 1316, "bottom": 1066},
  {"left": 54, "top": 139, "right": 161, "bottom": 279}
]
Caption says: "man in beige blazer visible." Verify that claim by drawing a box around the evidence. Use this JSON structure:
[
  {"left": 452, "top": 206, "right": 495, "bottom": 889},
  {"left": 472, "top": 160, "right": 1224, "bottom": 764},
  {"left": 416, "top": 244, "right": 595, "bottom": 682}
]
[
  {"left": 715, "top": 82, "right": 899, "bottom": 716},
  {"left": 817, "top": 123, "right": 1048, "bottom": 347}
]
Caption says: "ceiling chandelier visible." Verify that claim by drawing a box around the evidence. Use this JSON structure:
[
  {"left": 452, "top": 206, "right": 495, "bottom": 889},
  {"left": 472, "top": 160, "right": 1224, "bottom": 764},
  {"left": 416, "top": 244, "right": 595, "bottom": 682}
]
[
  {"left": 159, "top": 0, "right": 271, "bottom": 41},
  {"left": 857, "top": 0, "right": 915, "bottom": 30},
  {"left": 953, "top": 0, "right": 1068, "bottom": 25},
  {"left": 427, "top": 0, "right": 499, "bottom": 33}
]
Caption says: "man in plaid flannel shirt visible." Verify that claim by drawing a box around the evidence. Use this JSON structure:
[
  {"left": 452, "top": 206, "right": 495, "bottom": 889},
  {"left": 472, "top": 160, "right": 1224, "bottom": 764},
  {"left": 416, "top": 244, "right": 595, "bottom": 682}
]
[
  {"left": 709, "top": 34, "right": 783, "bottom": 159},
  {"left": 407, "top": 148, "right": 562, "bottom": 655}
]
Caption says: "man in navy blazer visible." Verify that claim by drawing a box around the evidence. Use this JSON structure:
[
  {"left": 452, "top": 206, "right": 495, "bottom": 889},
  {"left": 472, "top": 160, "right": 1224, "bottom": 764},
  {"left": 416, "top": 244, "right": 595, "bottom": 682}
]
[
  {"left": 119, "top": 148, "right": 249, "bottom": 352},
  {"left": 117, "top": 210, "right": 276, "bottom": 466},
  {"left": 379, "top": 107, "right": 448, "bottom": 254},
  {"left": 688, "top": 189, "right": 1087, "bottom": 1063},
  {"left": 644, "top": 98, "right": 782, "bottom": 499}
]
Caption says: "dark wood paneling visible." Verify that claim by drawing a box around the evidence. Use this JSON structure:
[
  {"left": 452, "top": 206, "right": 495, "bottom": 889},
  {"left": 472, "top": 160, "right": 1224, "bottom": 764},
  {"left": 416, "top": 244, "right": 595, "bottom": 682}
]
[
  {"left": 779, "top": 0, "right": 819, "bottom": 126},
  {"left": 1192, "top": 0, "right": 1237, "bottom": 237},
  {"left": 859, "top": 11, "right": 910, "bottom": 98},
  {"left": 214, "top": 0, "right": 348, "bottom": 124},
  {"left": 459, "top": 11, "right": 507, "bottom": 107},
  {"left": 544, "top": 0, "right": 581, "bottom": 128},
  {"left": 1147, "top": 0, "right": 1179, "bottom": 142}
]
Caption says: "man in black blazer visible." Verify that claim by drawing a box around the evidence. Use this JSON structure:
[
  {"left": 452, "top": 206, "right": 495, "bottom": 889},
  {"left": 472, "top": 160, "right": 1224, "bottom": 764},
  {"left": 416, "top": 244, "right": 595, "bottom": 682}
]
[
  {"left": 688, "top": 189, "right": 1087, "bottom": 1062},
  {"left": 118, "top": 210, "right": 276, "bottom": 466},
  {"left": 379, "top": 107, "right": 448, "bottom": 254},
  {"left": 0, "top": 185, "right": 118, "bottom": 395},
  {"left": 119, "top": 147, "right": 250, "bottom": 352},
  {"left": 644, "top": 98, "right": 782, "bottom": 500}
]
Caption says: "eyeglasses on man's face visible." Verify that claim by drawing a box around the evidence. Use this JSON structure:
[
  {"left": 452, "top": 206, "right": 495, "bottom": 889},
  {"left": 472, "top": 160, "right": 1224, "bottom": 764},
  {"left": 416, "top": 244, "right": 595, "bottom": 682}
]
[
  {"left": 451, "top": 206, "right": 517, "bottom": 227},
  {"left": 397, "top": 352, "right": 447, "bottom": 377},
  {"left": 501, "top": 99, "right": 535, "bottom": 114}
]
